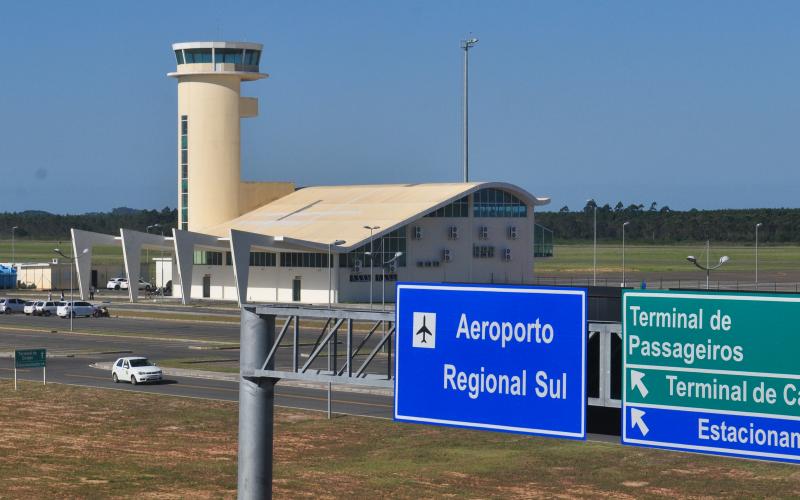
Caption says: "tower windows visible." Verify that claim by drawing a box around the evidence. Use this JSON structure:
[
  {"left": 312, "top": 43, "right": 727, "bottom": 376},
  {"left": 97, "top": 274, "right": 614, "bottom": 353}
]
[{"left": 180, "top": 115, "right": 188, "bottom": 230}]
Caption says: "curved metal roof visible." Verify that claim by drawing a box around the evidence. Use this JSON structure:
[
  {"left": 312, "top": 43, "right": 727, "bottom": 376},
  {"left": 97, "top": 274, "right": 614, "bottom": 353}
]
[{"left": 202, "top": 182, "right": 549, "bottom": 251}]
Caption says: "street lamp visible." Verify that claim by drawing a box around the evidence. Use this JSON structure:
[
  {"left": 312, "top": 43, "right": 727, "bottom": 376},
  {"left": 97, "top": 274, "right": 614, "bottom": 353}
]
[
  {"left": 54, "top": 247, "right": 88, "bottom": 332},
  {"left": 622, "top": 221, "right": 630, "bottom": 287},
  {"left": 363, "top": 225, "right": 380, "bottom": 309},
  {"left": 11, "top": 226, "right": 18, "bottom": 266},
  {"left": 461, "top": 36, "right": 478, "bottom": 182},
  {"left": 327, "top": 239, "right": 345, "bottom": 308},
  {"left": 587, "top": 199, "right": 597, "bottom": 285},
  {"left": 381, "top": 252, "right": 403, "bottom": 311},
  {"left": 687, "top": 251, "right": 729, "bottom": 290},
  {"left": 755, "top": 223, "right": 762, "bottom": 289}
]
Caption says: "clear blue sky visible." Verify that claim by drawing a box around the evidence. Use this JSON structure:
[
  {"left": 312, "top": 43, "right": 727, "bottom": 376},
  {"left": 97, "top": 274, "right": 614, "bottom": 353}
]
[{"left": 1, "top": 1, "right": 798, "bottom": 214}]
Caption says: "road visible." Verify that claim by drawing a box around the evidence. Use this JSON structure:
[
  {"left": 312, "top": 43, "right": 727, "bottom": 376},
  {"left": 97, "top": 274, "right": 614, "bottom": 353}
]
[{"left": 0, "top": 313, "right": 393, "bottom": 419}]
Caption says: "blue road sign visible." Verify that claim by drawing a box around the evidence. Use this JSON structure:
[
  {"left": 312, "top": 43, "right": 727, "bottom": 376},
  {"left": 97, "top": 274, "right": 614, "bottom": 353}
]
[{"left": 394, "top": 283, "right": 587, "bottom": 439}]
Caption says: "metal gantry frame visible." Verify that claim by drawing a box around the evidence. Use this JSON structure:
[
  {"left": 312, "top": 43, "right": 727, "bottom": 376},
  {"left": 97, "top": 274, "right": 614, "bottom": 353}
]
[
  {"left": 237, "top": 305, "right": 394, "bottom": 500},
  {"left": 237, "top": 305, "right": 623, "bottom": 499},
  {"left": 587, "top": 322, "right": 622, "bottom": 409}
]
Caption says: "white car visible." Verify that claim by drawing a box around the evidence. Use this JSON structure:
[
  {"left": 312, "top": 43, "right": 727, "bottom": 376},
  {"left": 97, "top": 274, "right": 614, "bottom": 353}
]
[
  {"left": 24, "top": 301, "right": 40, "bottom": 315},
  {"left": 106, "top": 278, "right": 128, "bottom": 290},
  {"left": 34, "top": 301, "right": 61, "bottom": 316},
  {"left": 112, "top": 357, "right": 163, "bottom": 385},
  {"left": 0, "top": 298, "right": 26, "bottom": 314},
  {"left": 57, "top": 301, "right": 95, "bottom": 318}
]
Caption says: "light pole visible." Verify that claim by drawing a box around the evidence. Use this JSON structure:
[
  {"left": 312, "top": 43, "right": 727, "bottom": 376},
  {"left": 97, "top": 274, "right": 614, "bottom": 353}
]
[
  {"left": 363, "top": 225, "right": 379, "bottom": 309},
  {"left": 622, "top": 221, "right": 630, "bottom": 287},
  {"left": 327, "top": 239, "right": 345, "bottom": 308},
  {"left": 54, "top": 247, "right": 88, "bottom": 332},
  {"left": 587, "top": 199, "right": 597, "bottom": 285},
  {"left": 11, "top": 226, "right": 18, "bottom": 266},
  {"left": 381, "top": 252, "right": 403, "bottom": 311},
  {"left": 755, "top": 222, "right": 762, "bottom": 289},
  {"left": 687, "top": 251, "right": 729, "bottom": 290},
  {"left": 461, "top": 36, "right": 478, "bottom": 182}
]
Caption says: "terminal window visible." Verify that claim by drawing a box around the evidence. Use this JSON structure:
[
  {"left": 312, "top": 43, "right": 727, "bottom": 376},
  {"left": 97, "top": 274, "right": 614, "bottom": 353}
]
[
  {"left": 473, "top": 188, "right": 527, "bottom": 218},
  {"left": 425, "top": 196, "right": 468, "bottom": 218}
]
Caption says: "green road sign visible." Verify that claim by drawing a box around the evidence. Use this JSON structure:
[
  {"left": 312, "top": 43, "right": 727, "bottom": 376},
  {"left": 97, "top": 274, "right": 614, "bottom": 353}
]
[
  {"left": 15, "top": 349, "right": 46, "bottom": 369},
  {"left": 622, "top": 290, "right": 800, "bottom": 463}
]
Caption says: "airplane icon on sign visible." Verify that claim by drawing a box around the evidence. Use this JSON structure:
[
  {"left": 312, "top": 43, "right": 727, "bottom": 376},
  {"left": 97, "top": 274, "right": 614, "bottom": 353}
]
[
  {"left": 412, "top": 312, "right": 436, "bottom": 348},
  {"left": 416, "top": 316, "right": 433, "bottom": 343}
]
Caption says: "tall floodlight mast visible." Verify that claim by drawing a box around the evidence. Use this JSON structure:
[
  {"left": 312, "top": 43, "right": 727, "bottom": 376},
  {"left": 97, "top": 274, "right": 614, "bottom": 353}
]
[{"left": 461, "top": 37, "right": 478, "bottom": 182}]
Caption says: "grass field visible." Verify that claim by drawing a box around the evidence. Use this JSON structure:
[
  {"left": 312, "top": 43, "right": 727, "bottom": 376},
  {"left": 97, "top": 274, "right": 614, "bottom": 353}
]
[
  {"left": 2, "top": 381, "right": 800, "bottom": 498},
  {"left": 4, "top": 240, "right": 800, "bottom": 283},
  {"left": 537, "top": 243, "right": 800, "bottom": 276},
  {"left": 0, "top": 240, "right": 123, "bottom": 265}
]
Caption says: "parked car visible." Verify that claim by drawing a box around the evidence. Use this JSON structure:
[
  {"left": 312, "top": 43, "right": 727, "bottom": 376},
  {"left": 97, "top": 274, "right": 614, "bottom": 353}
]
[
  {"left": 34, "top": 301, "right": 61, "bottom": 316},
  {"left": 136, "top": 279, "right": 153, "bottom": 291},
  {"left": 0, "top": 298, "right": 26, "bottom": 314},
  {"left": 24, "top": 301, "right": 40, "bottom": 315},
  {"left": 111, "top": 357, "right": 162, "bottom": 385},
  {"left": 106, "top": 277, "right": 127, "bottom": 290},
  {"left": 57, "top": 301, "right": 95, "bottom": 318}
]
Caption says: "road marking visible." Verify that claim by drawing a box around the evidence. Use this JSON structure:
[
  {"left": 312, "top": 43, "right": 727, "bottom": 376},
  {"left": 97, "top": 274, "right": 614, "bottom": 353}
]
[
  {"left": 0, "top": 325, "right": 236, "bottom": 346},
  {"left": 64, "top": 373, "right": 391, "bottom": 407}
]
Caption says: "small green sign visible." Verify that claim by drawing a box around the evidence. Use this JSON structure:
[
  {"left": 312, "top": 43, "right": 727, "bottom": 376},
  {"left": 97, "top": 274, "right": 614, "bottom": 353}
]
[{"left": 15, "top": 349, "right": 46, "bottom": 369}]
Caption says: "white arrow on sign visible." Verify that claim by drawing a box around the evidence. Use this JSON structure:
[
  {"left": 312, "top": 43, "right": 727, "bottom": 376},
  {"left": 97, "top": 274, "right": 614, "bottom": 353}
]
[
  {"left": 630, "top": 370, "right": 648, "bottom": 398},
  {"left": 631, "top": 408, "right": 649, "bottom": 436}
]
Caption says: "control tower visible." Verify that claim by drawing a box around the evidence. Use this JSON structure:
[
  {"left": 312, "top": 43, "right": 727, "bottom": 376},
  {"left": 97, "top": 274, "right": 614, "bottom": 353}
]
[{"left": 169, "top": 42, "right": 267, "bottom": 232}]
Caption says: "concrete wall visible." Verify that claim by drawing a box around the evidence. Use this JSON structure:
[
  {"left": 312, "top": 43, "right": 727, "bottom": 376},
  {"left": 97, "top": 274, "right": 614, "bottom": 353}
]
[
  {"left": 178, "top": 75, "right": 243, "bottom": 232},
  {"left": 16, "top": 263, "right": 125, "bottom": 291},
  {"left": 337, "top": 214, "right": 535, "bottom": 303}
]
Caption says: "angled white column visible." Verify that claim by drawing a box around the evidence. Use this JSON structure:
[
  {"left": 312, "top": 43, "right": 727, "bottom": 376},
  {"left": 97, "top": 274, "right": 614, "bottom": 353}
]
[
  {"left": 172, "top": 228, "right": 226, "bottom": 305},
  {"left": 120, "top": 229, "right": 173, "bottom": 303},
  {"left": 229, "top": 229, "right": 276, "bottom": 307},
  {"left": 71, "top": 229, "right": 120, "bottom": 300}
]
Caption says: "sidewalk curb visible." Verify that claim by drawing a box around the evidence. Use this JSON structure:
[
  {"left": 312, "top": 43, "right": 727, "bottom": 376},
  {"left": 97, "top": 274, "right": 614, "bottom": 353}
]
[{"left": 90, "top": 362, "right": 393, "bottom": 397}]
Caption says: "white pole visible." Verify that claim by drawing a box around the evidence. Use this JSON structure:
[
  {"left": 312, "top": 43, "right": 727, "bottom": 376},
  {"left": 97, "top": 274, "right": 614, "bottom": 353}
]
[
  {"left": 328, "top": 242, "right": 332, "bottom": 308},
  {"left": 706, "top": 240, "right": 711, "bottom": 290},
  {"left": 622, "top": 223, "right": 626, "bottom": 287},
  {"left": 11, "top": 227, "right": 17, "bottom": 266},
  {"left": 463, "top": 42, "right": 469, "bottom": 183},
  {"left": 755, "top": 223, "right": 761, "bottom": 289},
  {"left": 43, "top": 366, "right": 46, "bottom": 386},
  {"left": 593, "top": 205, "right": 597, "bottom": 285},
  {"left": 369, "top": 230, "right": 374, "bottom": 309},
  {"left": 70, "top": 257, "right": 74, "bottom": 332},
  {"left": 14, "top": 367, "right": 17, "bottom": 391}
]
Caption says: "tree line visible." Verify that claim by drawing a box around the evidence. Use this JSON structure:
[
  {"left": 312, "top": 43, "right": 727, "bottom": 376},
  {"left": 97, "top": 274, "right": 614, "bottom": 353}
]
[
  {"left": 0, "top": 207, "right": 177, "bottom": 240},
  {"left": 1, "top": 202, "right": 797, "bottom": 244},
  {"left": 536, "top": 201, "right": 799, "bottom": 244}
]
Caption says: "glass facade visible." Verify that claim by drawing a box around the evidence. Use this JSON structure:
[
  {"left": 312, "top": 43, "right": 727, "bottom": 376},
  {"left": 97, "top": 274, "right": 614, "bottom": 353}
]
[
  {"left": 280, "top": 252, "right": 329, "bottom": 268},
  {"left": 175, "top": 48, "right": 261, "bottom": 71},
  {"left": 250, "top": 252, "right": 276, "bottom": 267},
  {"left": 425, "top": 196, "right": 468, "bottom": 217},
  {"left": 339, "top": 227, "right": 407, "bottom": 269},
  {"left": 473, "top": 245, "right": 495, "bottom": 258},
  {"left": 473, "top": 188, "right": 527, "bottom": 218},
  {"left": 180, "top": 115, "right": 188, "bottom": 230},
  {"left": 534, "top": 223, "right": 554, "bottom": 257},
  {"left": 193, "top": 250, "right": 223, "bottom": 265}
]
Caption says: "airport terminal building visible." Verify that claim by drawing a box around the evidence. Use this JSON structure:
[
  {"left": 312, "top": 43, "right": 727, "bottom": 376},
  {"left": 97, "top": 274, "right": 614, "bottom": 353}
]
[{"left": 71, "top": 41, "right": 550, "bottom": 306}]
